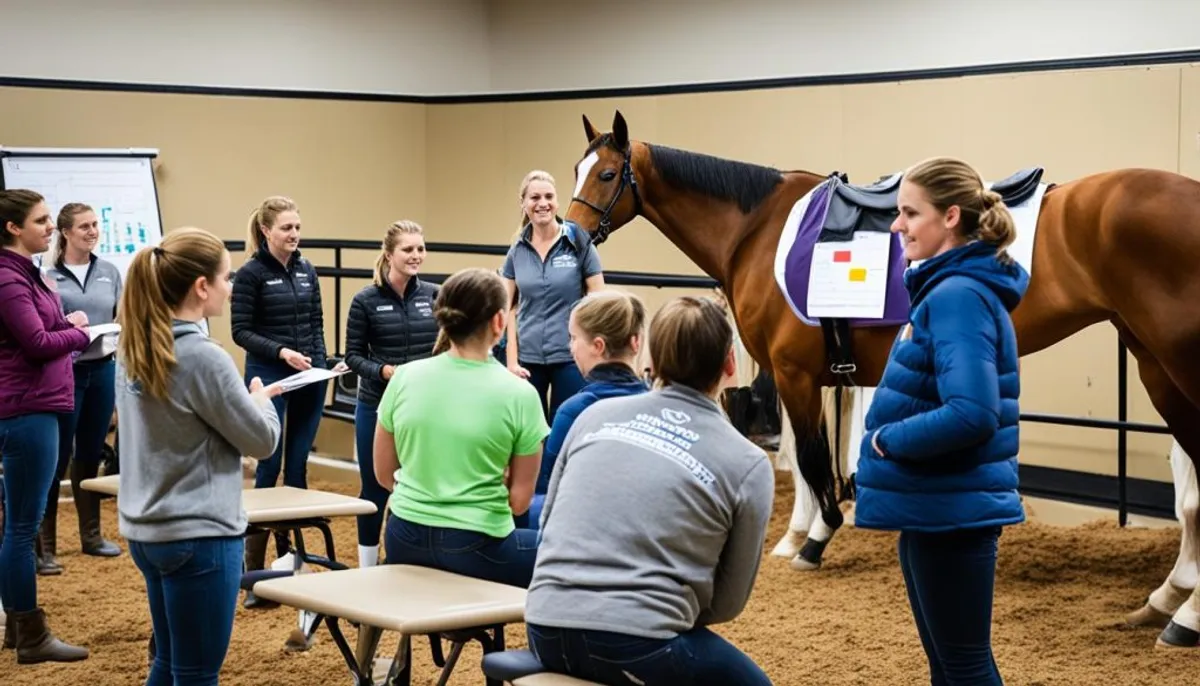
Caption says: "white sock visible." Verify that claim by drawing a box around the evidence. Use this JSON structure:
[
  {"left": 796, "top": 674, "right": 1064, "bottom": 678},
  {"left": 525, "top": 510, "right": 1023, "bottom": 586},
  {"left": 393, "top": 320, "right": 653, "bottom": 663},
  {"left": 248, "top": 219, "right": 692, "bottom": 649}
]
[{"left": 358, "top": 545, "right": 379, "bottom": 568}]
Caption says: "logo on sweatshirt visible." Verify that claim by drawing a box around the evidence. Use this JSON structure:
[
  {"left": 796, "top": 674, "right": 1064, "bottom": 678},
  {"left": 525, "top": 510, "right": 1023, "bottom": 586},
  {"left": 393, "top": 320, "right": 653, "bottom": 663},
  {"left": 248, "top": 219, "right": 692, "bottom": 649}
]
[{"left": 661, "top": 408, "right": 691, "bottom": 425}]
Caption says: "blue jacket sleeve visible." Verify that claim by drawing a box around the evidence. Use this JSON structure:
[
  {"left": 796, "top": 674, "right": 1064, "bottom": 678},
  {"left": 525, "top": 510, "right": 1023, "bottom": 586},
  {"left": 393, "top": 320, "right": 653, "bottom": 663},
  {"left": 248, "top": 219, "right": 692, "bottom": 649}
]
[
  {"left": 875, "top": 283, "right": 1001, "bottom": 460},
  {"left": 539, "top": 393, "right": 592, "bottom": 490}
]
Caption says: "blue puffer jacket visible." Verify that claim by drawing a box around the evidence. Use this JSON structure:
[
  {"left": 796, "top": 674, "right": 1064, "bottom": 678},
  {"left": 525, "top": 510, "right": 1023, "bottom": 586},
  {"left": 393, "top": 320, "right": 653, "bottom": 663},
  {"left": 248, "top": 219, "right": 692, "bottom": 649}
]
[{"left": 854, "top": 240, "right": 1030, "bottom": 533}]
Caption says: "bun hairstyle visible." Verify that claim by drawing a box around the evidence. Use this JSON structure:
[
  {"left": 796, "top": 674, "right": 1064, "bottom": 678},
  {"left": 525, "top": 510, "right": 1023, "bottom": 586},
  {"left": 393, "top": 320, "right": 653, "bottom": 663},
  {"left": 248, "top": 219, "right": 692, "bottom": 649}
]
[
  {"left": 572, "top": 289, "right": 646, "bottom": 361},
  {"left": 0, "top": 189, "right": 45, "bottom": 247},
  {"left": 433, "top": 267, "right": 508, "bottom": 347},
  {"left": 905, "top": 156, "right": 1018, "bottom": 265},
  {"left": 648, "top": 295, "right": 733, "bottom": 394}
]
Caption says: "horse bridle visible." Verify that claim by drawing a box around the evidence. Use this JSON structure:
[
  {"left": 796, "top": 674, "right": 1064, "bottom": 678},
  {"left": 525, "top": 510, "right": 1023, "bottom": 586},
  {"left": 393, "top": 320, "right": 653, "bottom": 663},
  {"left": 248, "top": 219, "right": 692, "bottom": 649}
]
[{"left": 569, "top": 144, "right": 643, "bottom": 245}]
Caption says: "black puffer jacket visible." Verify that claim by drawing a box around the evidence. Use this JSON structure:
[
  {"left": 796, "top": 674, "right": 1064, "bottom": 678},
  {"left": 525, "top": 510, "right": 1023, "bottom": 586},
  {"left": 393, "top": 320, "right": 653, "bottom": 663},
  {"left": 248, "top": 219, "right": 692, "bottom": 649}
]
[
  {"left": 344, "top": 276, "right": 440, "bottom": 406},
  {"left": 231, "top": 247, "right": 328, "bottom": 368}
]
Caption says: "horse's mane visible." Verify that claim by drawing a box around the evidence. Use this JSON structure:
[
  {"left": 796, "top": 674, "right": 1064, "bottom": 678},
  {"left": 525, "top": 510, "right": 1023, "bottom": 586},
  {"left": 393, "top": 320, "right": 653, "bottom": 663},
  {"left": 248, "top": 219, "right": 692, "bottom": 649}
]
[{"left": 646, "top": 144, "right": 785, "bottom": 214}]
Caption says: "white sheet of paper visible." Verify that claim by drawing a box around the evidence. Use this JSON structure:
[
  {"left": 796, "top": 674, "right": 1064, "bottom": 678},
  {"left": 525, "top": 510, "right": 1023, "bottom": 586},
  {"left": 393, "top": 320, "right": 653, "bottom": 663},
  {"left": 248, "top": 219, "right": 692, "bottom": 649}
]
[
  {"left": 88, "top": 322, "right": 121, "bottom": 341},
  {"left": 277, "top": 367, "right": 348, "bottom": 393},
  {"left": 806, "top": 231, "right": 892, "bottom": 319}
]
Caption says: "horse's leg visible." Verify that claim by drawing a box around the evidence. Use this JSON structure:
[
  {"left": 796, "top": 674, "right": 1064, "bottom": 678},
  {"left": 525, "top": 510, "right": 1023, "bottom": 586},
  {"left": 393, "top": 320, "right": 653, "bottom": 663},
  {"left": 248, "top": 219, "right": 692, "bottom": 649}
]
[
  {"left": 1113, "top": 324, "right": 1200, "bottom": 647},
  {"left": 770, "top": 403, "right": 817, "bottom": 557},
  {"left": 1156, "top": 444, "right": 1200, "bottom": 649},
  {"left": 1127, "top": 441, "right": 1199, "bottom": 628},
  {"left": 775, "top": 371, "right": 843, "bottom": 571}
]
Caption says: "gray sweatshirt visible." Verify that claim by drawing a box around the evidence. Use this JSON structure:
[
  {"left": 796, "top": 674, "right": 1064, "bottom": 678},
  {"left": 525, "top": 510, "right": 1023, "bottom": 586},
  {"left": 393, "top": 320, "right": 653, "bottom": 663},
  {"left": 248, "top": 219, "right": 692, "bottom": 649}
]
[
  {"left": 46, "top": 256, "right": 122, "bottom": 362},
  {"left": 116, "top": 321, "right": 282, "bottom": 543},
  {"left": 526, "top": 384, "right": 775, "bottom": 639}
]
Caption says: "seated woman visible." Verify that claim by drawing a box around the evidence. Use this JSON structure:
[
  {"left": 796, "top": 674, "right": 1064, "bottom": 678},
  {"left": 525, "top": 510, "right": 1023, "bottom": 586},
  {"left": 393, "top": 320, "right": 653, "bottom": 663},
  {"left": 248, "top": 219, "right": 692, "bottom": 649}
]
[
  {"left": 525, "top": 296, "right": 776, "bottom": 686},
  {"left": 521, "top": 289, "right": 649, "bottom": 529},
  {"left": 373, "top": 267, "right": 550, "bottom": 588}
]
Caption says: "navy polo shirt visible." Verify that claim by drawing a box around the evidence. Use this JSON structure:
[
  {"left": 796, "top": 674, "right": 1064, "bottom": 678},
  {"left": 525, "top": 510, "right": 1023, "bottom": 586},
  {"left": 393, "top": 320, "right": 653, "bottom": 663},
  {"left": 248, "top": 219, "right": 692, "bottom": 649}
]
[{"left": 501, "top": 222, "right": 603, "bottom": 366}]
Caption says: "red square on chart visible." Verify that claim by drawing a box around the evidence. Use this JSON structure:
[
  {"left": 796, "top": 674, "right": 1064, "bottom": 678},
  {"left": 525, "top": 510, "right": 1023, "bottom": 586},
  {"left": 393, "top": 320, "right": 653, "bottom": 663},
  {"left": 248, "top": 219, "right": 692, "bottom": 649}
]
[{"left": 833, "top": 250, "right": 851, "bottom": 263}]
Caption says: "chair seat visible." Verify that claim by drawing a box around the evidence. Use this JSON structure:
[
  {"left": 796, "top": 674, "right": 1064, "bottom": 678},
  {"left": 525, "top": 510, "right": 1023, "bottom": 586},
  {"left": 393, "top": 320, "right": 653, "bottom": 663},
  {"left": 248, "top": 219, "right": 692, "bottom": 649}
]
[
  {"left": 481, "top": 649, "right": 545, "bottom": 680},
  {"left": 481, "top": 650, "right": 603, "bottom": 685}
]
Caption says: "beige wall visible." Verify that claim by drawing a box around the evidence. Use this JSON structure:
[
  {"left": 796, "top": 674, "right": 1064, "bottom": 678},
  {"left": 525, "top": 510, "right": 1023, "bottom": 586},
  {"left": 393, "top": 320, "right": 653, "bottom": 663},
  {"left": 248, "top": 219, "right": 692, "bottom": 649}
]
[{"left": 4, "top": 60, "right": 1198, "bottom": 479}]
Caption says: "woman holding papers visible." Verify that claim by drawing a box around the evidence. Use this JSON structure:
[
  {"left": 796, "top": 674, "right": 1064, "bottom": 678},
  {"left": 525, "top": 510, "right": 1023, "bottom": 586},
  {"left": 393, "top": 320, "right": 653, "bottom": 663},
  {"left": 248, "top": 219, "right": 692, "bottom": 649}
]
[
  {"left": 0, "top": 189, "right": 91, "bottom": 664},
  {"left": 35, "top": 203, "right": 124, "bottom": 577},
  {"left": 230, "top": 196, "right": 330, "bottom": 592},
  {"left": 343, "top": 220, "right": 439, "bottom": 569},
  {"left": 115, "top": 227, "right": 282, "bottom": 685}
]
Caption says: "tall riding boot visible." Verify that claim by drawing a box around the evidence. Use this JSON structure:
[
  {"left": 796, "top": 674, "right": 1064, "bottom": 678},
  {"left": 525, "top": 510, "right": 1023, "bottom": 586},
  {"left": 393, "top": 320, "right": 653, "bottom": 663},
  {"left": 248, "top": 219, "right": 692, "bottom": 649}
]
[
  {"left": 241, "top": 531, "right": 278, "bottom": 609},
  {"left": 12, "top": 607, "right": 89, "bottom": 664},
  {"left": 35, "top": 509, "right": 63, "bottom": 577},
  {"left": 70, "top": 460, "right": 121, "bottom": 557},
  {"left": 3, "top": 609, "right": 14, "bottom": 650}
]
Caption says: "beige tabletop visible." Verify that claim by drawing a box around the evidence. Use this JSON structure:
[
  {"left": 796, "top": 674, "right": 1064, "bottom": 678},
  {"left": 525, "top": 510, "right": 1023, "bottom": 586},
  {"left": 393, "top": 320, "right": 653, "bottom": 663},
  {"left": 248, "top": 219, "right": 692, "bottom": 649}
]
[
  {"left": 251, "top": 564, "right": 528, "bottom": 635},
  {"left": 79, "top": 475, "right": 377, "bottom": 522}
]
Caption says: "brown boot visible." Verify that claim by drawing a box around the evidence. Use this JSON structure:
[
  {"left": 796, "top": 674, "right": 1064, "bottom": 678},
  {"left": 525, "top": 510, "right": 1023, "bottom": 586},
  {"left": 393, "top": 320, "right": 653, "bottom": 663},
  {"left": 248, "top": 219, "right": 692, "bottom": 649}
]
[
  {"left": 71, "top": 460, "right": 121, "bottom": 557},
  {"left": 12, "top": 607, "right": 89, "bottom": 664},
  {"left": 3, "top": 609, "right": 14, "bottom": 650},
  {"left": 35, "top": 519, "right": 63, "bottom": 576},
  {"left": 241, "top": 531, "right": 278, "bottom": 609}
]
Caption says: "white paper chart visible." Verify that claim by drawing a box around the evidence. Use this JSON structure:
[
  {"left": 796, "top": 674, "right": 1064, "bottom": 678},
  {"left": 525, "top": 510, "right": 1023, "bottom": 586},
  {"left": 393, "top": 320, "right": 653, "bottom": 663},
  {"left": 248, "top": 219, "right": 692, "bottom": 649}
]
[
  {"left": 0, "top": 148, "right": 164, "bottom": 281},
  {"left": 806, "top": 230, "right": 892, "bottom": 319}
]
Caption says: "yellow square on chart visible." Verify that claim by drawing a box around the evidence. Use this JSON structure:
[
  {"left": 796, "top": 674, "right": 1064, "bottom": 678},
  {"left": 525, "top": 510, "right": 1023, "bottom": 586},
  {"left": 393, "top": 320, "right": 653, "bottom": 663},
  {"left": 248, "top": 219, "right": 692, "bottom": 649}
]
[{"left": 848, "top": 267, "right": 867, "bottom": 282}]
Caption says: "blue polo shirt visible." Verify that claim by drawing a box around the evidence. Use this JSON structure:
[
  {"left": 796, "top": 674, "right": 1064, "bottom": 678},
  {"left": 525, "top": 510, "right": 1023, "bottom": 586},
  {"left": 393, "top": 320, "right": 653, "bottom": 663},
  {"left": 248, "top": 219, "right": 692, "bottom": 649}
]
[{"left": 501, "top": 222, "right": 603, "bottom": 366}]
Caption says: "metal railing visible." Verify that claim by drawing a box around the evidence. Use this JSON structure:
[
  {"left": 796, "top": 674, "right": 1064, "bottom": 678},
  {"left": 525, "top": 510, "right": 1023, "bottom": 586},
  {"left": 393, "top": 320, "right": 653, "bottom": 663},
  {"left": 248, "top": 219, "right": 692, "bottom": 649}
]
[{"left": 223, "top": 239, "right": 1175, "bottom": 525}]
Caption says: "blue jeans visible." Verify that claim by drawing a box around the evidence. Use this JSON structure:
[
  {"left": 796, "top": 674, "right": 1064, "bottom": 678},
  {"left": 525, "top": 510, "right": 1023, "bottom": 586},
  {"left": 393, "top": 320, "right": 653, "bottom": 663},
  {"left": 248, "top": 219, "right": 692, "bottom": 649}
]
[
  {"left": 244, "top": 360, "right": 327, "bottom": 491},
  {"left": 46, "top": 359, "right": 117, "bottom": 506},
  {"left": 526, "top": 623, "right": 772, "bottom": 686},
  {"left": 898, "top": 526, "right": 1004, "bottom": 686},
  {"left": 383, "top": 515, "right": 538, "bottom": 588},
  {"left": 354, "top": 400, "right": 389, "bottom": 547},
  {"left": 130, "top": 536, "right": 243, "bottom": 686},
  {"left": 0, "top": 413, "right": 67, "bottom": 612},
  {"left": 524, "top": 361, "right": 586, "bottom": 423}
]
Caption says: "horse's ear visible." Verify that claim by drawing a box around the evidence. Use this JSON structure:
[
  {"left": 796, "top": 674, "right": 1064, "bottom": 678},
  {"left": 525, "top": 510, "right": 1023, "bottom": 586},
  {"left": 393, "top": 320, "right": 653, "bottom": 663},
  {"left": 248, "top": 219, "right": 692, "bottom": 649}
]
[
  {"left": 612, "top": 110, "right": 629, "bottom": 150},
  {"left": 582, "top": 114, "right": 601, "bottom": 143}
]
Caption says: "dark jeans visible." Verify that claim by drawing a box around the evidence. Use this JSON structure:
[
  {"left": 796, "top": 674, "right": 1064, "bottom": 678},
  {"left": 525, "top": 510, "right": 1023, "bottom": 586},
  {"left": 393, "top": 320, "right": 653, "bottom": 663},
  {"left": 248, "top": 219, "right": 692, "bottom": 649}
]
[
  {"left": 354, "top": 400, "right": 389, "bottom": 547},
  {"left": 45, "top": 359, "right": 116, "bottom": 512},
  {"left": 513, "top": 361, "right": 584, "bottom": 529},
  {"left": 898, "top": 526, "right": 1004, "bottom": 686},
  {"left": 527, "top": 623, "right": 773, "bottom": 686},
  {"left": 130, "top": 535, "right": 243, "bottom": 686},
  {"left": 244, "top": 360, "right": 327, "bottom": 491},
  {"left": 0, "top": 413, "right": 67, "bottom": 612},
  {"left": 383, "top": 515, "right": 538, "bottom": 588},
  {"left": 524, "top": 361, "right": 586, "bottom": 423}
]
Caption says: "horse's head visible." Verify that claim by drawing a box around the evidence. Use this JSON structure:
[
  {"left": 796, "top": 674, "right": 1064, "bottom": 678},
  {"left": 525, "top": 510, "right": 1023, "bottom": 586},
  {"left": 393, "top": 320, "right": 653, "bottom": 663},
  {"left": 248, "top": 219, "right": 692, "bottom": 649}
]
[{"left": 565, "top": 110, "right": 644, "bottom": 246}]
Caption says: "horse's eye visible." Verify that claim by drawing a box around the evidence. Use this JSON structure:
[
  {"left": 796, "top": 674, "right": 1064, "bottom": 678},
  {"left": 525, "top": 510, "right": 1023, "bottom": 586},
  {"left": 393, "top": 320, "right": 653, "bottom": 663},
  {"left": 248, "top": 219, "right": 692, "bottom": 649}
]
[{"left": 599, "top": 169, "right": 617, "bottom": 182}]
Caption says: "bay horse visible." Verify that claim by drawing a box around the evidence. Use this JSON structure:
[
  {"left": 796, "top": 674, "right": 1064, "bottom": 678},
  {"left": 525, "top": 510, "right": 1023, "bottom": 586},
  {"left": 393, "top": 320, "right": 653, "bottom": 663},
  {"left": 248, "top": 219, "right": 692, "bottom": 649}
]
[{"left": 564, "top": 111, "right": 1200, "bottom": 643}]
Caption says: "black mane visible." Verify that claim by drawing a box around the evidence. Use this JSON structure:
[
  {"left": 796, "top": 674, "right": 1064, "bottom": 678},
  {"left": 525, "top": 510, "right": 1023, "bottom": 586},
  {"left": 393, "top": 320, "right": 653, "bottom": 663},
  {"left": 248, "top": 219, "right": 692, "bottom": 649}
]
[{"left": 647, "top": 144, "right": 785, "bottom": 213}]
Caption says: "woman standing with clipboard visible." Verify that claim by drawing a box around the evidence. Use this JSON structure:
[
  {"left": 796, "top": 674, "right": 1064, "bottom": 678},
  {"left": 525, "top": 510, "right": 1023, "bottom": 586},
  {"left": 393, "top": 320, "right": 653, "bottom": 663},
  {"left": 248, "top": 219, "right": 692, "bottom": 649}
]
[{"left": 230, "top": 195, "right": 331, "bottom": 601}]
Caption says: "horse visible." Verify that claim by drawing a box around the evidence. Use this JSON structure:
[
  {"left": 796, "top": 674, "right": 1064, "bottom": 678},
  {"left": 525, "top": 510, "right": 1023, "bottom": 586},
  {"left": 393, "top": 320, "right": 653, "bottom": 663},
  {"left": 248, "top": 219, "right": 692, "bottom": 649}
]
[{"left": 563, "top": 110, "right": 1200, "bottom": 642}]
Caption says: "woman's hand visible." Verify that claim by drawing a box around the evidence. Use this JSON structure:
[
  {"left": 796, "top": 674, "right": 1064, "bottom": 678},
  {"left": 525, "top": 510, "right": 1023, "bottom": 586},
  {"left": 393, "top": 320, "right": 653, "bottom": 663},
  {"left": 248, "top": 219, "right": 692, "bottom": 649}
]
[
  {"left": 279, "top": 347, "right": 312, "bottom": 371},
  {"left": 66, "top": 311, "right": 88, "bottom": 329},
  {"left": 332, "top": 360, "right": 350, "bottom": 374},
  {"left": 507, "top": 363, "right": 530, "bottom": 379},
  {"left": 382, "top": 364, "right": 395, "bottom": 380},
  {"left": 249, "top": 376, "right": 284, "bottom": 406}
]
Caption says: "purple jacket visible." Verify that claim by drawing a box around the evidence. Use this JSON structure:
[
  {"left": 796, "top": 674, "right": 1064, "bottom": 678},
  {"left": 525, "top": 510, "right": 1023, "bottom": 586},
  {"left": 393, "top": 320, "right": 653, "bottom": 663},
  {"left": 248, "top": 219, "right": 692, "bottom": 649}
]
[{"left": 0, "top": 248, "right": 91, "bottom": 419}]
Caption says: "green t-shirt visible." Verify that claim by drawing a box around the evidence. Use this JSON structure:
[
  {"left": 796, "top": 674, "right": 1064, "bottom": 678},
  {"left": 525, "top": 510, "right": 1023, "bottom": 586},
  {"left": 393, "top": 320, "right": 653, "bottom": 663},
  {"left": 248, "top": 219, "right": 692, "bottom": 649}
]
[{"left": 377, "top": 352, "right": 551, "bottom": 538}]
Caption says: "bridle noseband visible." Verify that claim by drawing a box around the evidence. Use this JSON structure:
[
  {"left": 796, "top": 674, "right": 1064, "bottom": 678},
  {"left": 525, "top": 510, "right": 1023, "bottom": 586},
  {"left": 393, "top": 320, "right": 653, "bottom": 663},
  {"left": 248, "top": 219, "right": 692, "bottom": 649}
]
[{"left": 569, "top": 145, "right": 643, "bottom": 245}]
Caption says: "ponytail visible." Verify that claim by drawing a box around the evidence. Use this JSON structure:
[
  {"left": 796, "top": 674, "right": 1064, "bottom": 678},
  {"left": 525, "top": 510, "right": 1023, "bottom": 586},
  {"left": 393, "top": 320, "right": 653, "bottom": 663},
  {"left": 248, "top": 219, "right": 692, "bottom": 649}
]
[
  {"left": 118, "top": 247, "right": 176, "bottom": 400},
  {"left": 246, "top": 195, "right": 298, "bottom": 261},
  {"left": 977, "top": 189, "right": 1017, "bottom": 265},
  {"left": 117, "top": 227, "right": 228, "bottom": 400}
]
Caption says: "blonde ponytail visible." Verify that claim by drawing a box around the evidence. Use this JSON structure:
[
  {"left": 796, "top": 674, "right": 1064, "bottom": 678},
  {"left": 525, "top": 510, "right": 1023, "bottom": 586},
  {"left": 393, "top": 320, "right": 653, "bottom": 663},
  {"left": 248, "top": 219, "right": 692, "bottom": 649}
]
[
  {"left": 977, "top": 189, "right": 1017, "bottom": 265},
  {"left": 117, "top": 228, "right": 228, "bottom": 400}
]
